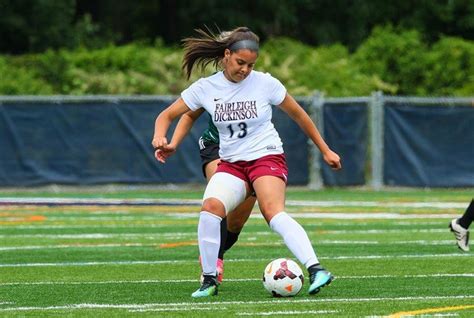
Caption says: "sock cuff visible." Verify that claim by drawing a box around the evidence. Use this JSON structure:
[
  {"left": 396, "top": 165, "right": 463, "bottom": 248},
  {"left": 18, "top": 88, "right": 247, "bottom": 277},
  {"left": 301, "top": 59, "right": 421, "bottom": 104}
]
[
  {"left": 269, "top": 211, "right": 288, "bottom": 229},
  {"left": 200, "top": 211, "right": 223, "bottom": 221}
]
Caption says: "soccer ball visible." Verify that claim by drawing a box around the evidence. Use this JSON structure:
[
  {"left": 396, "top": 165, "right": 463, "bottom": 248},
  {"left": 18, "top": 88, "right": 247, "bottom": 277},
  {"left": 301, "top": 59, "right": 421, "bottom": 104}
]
[{"left": 262, "top": 258, "right": 304, "bottom": 297}]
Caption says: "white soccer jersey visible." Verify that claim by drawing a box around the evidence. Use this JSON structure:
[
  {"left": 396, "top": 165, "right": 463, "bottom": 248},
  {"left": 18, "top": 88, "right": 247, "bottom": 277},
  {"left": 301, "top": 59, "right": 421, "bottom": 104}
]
[{"left": 181, "top": 71, "right": 287, "bottom": 162}]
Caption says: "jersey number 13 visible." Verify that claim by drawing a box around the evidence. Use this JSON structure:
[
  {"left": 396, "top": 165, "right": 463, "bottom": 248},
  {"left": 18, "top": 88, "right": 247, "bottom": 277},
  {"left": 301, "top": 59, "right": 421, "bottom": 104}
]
[{"left": 227, "top": 122, "right": 247, "bottom": 138}]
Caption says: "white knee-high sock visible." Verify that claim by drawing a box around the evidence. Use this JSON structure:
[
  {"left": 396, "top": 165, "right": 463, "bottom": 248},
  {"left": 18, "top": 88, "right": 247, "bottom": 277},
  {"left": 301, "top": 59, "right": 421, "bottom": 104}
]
[
  {"left": 198, "top": 211, "right": 222, "bottom": 276},
  {"left": 269, "top": 211, "right": 319, "bottom": 268}
]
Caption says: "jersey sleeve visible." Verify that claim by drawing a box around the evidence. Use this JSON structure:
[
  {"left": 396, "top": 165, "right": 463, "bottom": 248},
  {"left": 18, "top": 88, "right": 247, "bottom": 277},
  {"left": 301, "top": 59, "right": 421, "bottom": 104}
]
[
  {"left": 265, "top": 73, "right": 287, "bottom": 106},
  {"left": 181, "top": 80, "right": 204, "bottom": 111}
]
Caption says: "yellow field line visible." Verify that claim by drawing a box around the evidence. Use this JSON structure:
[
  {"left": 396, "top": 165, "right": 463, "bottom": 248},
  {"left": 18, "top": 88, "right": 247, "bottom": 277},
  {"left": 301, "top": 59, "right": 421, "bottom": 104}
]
[{"left": 388, "top": 304, "right": 474, "bottom": 317}]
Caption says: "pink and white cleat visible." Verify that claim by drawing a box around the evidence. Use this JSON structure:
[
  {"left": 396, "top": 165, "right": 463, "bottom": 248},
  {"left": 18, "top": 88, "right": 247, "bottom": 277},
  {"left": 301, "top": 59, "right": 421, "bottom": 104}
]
[
  {"left": 216, "top": 258, "right": 224, "bottom": 284},
  {"left": 199, "top": 256, "right": 224, "bottom": 284}
]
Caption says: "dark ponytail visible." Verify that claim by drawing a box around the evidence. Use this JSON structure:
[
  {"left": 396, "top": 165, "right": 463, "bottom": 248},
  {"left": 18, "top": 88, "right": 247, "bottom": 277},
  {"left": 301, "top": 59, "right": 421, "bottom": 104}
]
[{"left": 181, "top": 27, "right": 259, "bottom": 79}]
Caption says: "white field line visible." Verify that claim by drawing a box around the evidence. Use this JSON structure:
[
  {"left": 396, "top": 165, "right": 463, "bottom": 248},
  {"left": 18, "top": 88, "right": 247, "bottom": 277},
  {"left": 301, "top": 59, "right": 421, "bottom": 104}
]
[
  {"left": 0, "top": 213, "right": 461, "bottom": 221},
  {"left": 2, "top": 213, "right": 459, "bottom": 222},
  {"left": 169, "top": 212, "right": 459, "bottom": 219},
  {"left": 0, "top": 197, "right": 199, "bottom": 205},
  {"left": 316, "top": 240, "right": 456, "bottom": 245},
  {"left": 14, "top": 216, "right": 161, "bottom": 221},
  {"left": 0, "top": 212, "right": 459, "bottom": 222},
  {"left": 128, "top": 306, "right": 219, "bottom": 313},
  {"left": 2, "top": 222, "right": 456, "bottom": 231},
  {"left": 287, "top": 213, "right": 459, "bottom": 219},
  {"left": 323, "top": 229, "right": 448, "bottom": 234},
  {"left": 0, "top": 228, "right": 450, "bottom": 237},
  {"left": 0, "top": 197, "right": 467, "bottom": 209},
  {"left": 0, "top": 243, "right": 159, "bottom": 251},
  {"left": 395, "top": 221, "right": 446, "bottom": 225},
  {"left": 0, "top": 295, "right": 474, "bottom": 312},
  {"left": 0, "top": 253, "right": 471, "bottom": 268},
  {"left": 236, "top": 310, "right": 340, "bottom": 316},
  {"left": 286, "top": 201, "right": 467, "bottom": 209},
  {"left": 1, "top": 273, "right": 473, "bottom": 286},
  {"left": 0, "top": 233, "right": 197, "bottom": 239},
  {"left": 0, "top": 225, "right": 172, "bottom": 229},
  {"left": 0, "top": 240, "right": 458, "bottom": 251},
  {"left": 190, "top": 212, "right": 460, "bottom": 220}
]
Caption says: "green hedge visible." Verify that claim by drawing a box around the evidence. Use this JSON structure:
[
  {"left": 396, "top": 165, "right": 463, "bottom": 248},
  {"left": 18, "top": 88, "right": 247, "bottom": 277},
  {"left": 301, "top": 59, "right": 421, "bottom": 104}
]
[
  {"left": 1, "top": 26, "right": 473, "bottom": 97},
  {"left": 353, "top": 26, "right": 474, "bottom": 96}
]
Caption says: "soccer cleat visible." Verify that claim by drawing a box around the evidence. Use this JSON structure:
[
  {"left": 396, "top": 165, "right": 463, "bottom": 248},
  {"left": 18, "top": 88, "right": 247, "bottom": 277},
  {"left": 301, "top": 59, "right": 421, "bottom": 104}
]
[
  {"left": 199, "top": 256, "right": 224, "bottom": 284},
  {"left": 308, "top": 266, "right": 334, "bottom": 295},
  {"left": 191, "top": 275, "right": 218, "bottom": 298},
  {"left": 449, "top": 218, "right": 470, "bottom": 252}
]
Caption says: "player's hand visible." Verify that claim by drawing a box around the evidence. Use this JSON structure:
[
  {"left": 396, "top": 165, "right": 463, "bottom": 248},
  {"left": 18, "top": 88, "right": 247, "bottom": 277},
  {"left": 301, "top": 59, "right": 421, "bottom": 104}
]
[
  {"left": 151, "top": 136, "right": 168, "bottom": 149},
  {"left": 154, "top": 144, "right": 177, "bottom": 163},
  {"left": 323, "top": 149, "right": 342, "bottom": 170}
]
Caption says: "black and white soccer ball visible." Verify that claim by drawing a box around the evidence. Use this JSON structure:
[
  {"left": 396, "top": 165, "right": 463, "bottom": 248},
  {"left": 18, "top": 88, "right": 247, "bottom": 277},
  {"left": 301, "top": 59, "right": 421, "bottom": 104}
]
[{"left": 262, "top": 258, "right": 304, "bottom": 297}]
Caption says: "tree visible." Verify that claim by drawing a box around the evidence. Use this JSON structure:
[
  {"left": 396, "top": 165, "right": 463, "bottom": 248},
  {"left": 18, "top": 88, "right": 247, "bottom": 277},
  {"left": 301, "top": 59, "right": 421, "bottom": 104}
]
[{"left": 0, "top": 0, "right": 76, "bottom": 53}]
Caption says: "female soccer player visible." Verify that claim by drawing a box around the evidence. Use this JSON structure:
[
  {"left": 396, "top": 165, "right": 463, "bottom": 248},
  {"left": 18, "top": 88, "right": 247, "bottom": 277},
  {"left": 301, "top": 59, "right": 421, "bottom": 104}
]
[{"left": 152, "top": 26, "right": 342, "bottom": 298}]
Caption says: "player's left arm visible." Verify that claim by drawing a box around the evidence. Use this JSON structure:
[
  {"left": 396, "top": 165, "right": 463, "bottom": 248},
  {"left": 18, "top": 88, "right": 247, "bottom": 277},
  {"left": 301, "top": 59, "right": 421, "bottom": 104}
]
[{"left": 278, "top": 93, "right": 342, "bottom": 170}]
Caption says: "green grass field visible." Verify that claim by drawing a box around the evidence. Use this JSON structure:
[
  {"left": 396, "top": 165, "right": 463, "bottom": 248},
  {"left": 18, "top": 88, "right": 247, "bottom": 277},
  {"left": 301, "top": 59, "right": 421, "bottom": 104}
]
[{"left": 1, "top": 188, "right": 473, "bottom": 317}]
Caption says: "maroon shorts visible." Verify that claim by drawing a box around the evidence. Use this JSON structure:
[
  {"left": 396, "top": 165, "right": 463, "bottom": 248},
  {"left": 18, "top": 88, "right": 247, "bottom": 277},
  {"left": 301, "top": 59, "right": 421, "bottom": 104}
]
[{"left": 216, "top": 154, "right": 288, "bottom": 185}]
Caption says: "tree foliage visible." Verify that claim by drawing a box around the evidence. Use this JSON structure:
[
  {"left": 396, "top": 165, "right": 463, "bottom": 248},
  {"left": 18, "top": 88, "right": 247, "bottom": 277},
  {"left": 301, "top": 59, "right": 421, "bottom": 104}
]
[
  {"left": 1, "top": 27, "right": 472, "bottom": 96},
  {"left": 353, "top": 26, "right": 474, "bottom": 95},
  {"left": 1, "top": 1, "right": 473, "bottom": 96},
  {"left": 0, "top": 0, "right": 473, "bottom": 54}
]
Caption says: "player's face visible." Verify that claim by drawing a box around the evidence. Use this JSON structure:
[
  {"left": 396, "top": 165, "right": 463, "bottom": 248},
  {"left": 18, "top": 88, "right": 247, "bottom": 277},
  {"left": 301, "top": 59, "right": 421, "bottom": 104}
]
[{"left": 223, "top": 49, "right": 258, "bottom": 83}]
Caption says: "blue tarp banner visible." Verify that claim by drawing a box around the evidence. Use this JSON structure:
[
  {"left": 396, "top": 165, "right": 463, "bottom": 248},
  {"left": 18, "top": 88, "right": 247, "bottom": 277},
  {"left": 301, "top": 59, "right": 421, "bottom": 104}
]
[
  {"left": 384, "top": 103, "right": 474, "bottom": 187},
  {"left": 0, "top": 99, "right": 205, "bottom": 186},
  {"left": 272, "top": 102, "right": 309, "bottom": 185},
  {"left": 322, "top": 103, "right": 368, "bottom": 186},
  {"left": 0, "top": 99, "right": 316, "bottom": 186},
  {"left": 4, "top": 97, "right": 469, "bottom": 188}
]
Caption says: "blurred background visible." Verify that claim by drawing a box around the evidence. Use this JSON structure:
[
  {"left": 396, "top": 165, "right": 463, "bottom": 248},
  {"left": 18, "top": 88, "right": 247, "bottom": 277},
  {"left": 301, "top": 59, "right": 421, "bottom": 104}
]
[
  {"left": 1, "top": 0, "right": 473, "bottom": 96},
  {"left": 0, "top": 0, "right": 473, "bottom": 188}
]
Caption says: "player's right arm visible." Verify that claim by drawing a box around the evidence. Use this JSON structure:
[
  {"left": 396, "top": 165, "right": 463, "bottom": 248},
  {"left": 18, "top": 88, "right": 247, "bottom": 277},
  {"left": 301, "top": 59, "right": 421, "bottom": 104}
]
[
  {"left": 152, "top": 98, "right": 192, "bottom": 162},
  {"left": 170, "top": 108, "right": 206, "bottom": 148},
  {"left": 155, "top": 108, "right": 205, "bottom": 163}
]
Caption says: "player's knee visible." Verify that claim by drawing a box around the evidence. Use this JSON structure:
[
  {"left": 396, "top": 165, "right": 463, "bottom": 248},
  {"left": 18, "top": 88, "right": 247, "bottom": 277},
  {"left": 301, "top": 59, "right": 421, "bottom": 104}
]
[
  {"left": 258, "top": 201, "right": 284, "bottom": 216},
  {"left": 202, "top": 198, "right": 226, "bottom": 217}
]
